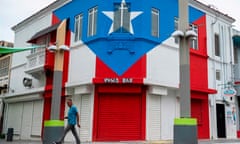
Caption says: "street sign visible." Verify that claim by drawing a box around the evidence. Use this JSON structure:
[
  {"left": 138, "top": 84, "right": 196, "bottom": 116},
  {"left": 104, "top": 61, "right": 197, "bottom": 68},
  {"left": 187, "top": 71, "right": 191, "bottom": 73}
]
[{"left": 223, "top": 88, "right": 237, "bottom": 97}]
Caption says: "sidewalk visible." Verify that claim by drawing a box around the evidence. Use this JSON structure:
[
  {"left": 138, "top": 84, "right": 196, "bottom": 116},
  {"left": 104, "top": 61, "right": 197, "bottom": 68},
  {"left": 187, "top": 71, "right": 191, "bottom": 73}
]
[
  {"left": 199, "top": 139, "right": 240, "bottom": 144},
  {"left": 0, "top": 139, "right": 240, "bottom": 144}
]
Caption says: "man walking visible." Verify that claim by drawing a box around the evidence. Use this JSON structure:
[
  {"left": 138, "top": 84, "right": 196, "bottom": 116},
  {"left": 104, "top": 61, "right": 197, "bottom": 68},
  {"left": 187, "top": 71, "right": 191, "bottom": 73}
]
[{"left": 53, "top": 98, "right": 81, "bottom": 144}]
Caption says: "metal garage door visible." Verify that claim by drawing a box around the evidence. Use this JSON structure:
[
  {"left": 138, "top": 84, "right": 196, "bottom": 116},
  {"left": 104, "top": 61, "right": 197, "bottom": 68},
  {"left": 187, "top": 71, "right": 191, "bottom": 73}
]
[{"left": 95, "top": 93, "right": 144, "bottom": 141}]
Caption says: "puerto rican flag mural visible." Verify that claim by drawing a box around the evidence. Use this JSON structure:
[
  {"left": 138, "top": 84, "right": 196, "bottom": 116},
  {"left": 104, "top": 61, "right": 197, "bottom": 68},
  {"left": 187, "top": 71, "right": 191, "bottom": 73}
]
[
  {"left": 42, "top": 0, "right": 214, "bottom": 140},
  {"left": 52, "top": 0, "right": 204, "bottom": 78}
]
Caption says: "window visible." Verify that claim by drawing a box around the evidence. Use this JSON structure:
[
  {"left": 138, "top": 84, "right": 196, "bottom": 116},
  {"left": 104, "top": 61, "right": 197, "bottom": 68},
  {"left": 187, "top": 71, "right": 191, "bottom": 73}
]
[
  {"left": 0, "top": 56, "right": 10, "bottom": 77},
  {"left": 151, "top": 8, "right": 159, "bottom": 37},
  {"left": 74, "top": 13, "right": 83, "bottom": 42},
  {"left": 189, "top": 24, "right": 198, "bottom": 50},
  {"left": 174, "top": 17, "right": 179, "bottom": 44},
  {"left": 234, "top": 47, "right": 238, "bottom": 63},
  {"left": 216, "top": 70, "right": 221, "bottom": 81},
  {"left": 31, "top": 36, "right": 49, "bottom": 54},
  {"left": 174, "top": 18, "right": 198, "bottom": 50},
  {"left": 88, "top": 7, "right": 98, "bottom": 37},
  {"left": 114, "top": 3, "right": 130, "bottom": 33},
  {"left": 215, "top": 33, "right": 220, "bottom": 56}
]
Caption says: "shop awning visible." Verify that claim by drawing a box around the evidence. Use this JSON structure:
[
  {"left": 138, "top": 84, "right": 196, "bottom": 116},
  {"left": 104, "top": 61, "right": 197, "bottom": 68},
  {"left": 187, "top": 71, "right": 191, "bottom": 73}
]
[
  {"left": 0, "top": 45, "right": 43, "bottom": 54},
  {"left": 233, "top": 35, "right": 240, "bottom": 48},
  {"left": 27, "top": 22, "right": 60, "bottom": 43}
]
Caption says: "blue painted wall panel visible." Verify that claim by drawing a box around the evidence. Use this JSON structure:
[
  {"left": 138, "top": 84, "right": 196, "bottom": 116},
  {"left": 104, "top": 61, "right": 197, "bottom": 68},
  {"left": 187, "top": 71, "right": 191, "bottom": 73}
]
[{"left": 54, "top": 0, "right": 204, "bottom": 75}]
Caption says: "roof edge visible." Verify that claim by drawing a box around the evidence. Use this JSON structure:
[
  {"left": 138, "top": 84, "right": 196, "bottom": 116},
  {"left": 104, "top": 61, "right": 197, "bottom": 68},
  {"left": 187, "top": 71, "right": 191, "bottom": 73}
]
[
  {"left": 189, "top": 0, "right": 235, "bottom": 24},
  {"left": 11, "top": 0, "right": 71, "bottom": 31}
]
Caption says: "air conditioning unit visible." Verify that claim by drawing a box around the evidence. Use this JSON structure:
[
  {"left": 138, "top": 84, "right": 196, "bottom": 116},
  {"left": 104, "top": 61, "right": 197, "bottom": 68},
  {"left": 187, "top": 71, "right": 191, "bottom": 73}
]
[
  {"left": 2, "top": 89, "right": 7, "bottom": 94},
  {"left": 23, "top": 77, "right": 32, "bottom": 88}
]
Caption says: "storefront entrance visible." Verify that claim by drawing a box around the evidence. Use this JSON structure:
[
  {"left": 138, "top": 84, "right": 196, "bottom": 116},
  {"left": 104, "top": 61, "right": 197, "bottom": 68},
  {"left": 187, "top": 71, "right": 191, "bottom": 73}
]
[
  {"left": 216, "top": 104, "right": 226, "bottom": 138},
  {"left": 93, "top": 85, "right": 146, "bottom": 141}
]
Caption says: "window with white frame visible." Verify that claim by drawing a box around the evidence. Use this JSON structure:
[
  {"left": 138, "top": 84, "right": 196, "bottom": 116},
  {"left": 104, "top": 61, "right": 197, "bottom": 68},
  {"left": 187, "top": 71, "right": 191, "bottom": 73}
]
[
  {"left": 215, "top": 33, "right": 220, "bottom": 56},
  {"left": 74, "top": 13, "right": 83, "bottom": 42},
  {"left": 88, "top": 7, "right": 98, "bottom": 37},
  {"left": 0, "top": 56, "right": 10, "bottom": 77},
  {"left": 174, "top": 17, "right": 179, "bottom": 44},
  {"left": 189, "top": 24, "right": 198, "bottom": 50},
  {"left": 216, "top": 70, "right": 221, "bottom": 81},
  {"left": 113, "top": 3, "right": 130, "bottom": 33},
  {"left": 151, "top": 8, "right": 159, "bottom": 37},
  {"left": 174, "top": 18, "right": 198, "bottom": 50}
]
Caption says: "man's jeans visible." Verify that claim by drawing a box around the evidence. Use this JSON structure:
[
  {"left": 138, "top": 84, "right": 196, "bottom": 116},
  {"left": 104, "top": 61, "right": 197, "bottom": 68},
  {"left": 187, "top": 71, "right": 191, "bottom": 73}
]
[{"left": 58, "top": 124, "right": 80, "bottom": 144}]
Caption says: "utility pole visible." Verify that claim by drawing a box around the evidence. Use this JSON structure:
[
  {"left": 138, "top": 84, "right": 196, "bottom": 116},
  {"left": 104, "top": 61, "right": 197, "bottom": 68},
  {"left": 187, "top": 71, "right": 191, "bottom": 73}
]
[
  {"left": 43, "top": 19, "right": 67, "bottom": 144},
  {"left": 173, "top": 0, "right": 198, "bottom": 143}
]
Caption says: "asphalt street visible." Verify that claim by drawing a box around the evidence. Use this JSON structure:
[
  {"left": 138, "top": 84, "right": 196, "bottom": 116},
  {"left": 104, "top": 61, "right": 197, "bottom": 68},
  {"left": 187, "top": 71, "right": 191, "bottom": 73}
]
[{"left": 1, "top": 139, "right": 240, "bottom": 144}]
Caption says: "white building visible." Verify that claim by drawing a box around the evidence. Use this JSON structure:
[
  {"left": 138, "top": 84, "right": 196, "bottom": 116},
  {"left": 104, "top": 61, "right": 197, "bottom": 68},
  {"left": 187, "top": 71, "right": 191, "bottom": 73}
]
[{"left": 0, "top": 0, "right": 238, "bottom": 142}]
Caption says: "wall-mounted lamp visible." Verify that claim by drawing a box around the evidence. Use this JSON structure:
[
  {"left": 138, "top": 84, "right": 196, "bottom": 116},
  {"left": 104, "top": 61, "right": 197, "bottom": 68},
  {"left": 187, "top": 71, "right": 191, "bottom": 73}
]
[
  {"left": 172, "top": 30, "right": 184, "bottom": 38},
  {"left": 172, "top": 30, "right": 197, "bottom": 39},
  {"left": 59, "top": 45, "right": 70, "bottom": 51},
  {"left": 48, "top": 45, "right": 57, "bottom": 52},
  {"left": 47, "top": 44, "right": 70, "bottom": 52},
  {"left": 185, "top": 30, "right": 197, "bottom": 38}
]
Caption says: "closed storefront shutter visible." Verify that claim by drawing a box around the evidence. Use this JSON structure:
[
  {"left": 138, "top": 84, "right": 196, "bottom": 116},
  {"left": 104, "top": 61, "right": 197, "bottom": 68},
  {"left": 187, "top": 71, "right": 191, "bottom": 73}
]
[
  {"left": 5, "top": 100, "right": 43, "bottom": 140},
  {"left": 95, "top": 93, "right": 143, "bottom": 141},
  {"left": 6, "top": 103, "right": 23, "bottom": 135},
  {"left": 147, "top": 94, "right": 161, "bottom": 140},
  {"left": 80, "top": 95, "right": 91, "bottom": 141},
  {"left": 31, "top": 100, "right": 43, "bottom": 137},
  {"left": 21, "top": 102, "right": 33, "bottom": 139}
]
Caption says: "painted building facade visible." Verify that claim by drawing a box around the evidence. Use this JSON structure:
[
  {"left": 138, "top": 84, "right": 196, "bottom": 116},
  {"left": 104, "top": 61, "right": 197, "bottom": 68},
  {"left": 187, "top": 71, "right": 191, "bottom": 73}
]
[
  {"left": 233, "top": 29, "right": 240, "bottom": 137},
  {"left": 0, "top": 0, "right": 238, "bottom": 142},
  {"left": 0, "top": 40, "right": 13, "bottom": 134}
]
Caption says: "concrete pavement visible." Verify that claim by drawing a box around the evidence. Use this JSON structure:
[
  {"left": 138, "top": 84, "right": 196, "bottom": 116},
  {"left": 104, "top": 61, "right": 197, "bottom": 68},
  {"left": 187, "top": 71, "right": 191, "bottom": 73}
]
[{"left": 1, "top": 139, "right": 240, "bottom": 144}]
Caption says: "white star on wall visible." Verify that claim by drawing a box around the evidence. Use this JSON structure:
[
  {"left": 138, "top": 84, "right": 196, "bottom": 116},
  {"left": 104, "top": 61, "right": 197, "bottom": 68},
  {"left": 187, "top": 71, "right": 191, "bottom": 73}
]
[{"left": 102, "top": 0, "right": 143, "bottom": 34}]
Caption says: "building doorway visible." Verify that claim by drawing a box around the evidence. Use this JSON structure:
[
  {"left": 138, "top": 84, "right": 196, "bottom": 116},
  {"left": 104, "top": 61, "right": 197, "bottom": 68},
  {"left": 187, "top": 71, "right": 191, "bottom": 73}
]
[{"left": 216, "top": 104, "right": 226, "bottom": 138}]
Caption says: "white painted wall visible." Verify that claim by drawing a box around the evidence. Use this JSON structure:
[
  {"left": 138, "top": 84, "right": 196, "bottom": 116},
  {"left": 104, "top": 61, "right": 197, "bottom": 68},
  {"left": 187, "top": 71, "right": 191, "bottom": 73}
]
[
  {"left": 67, "top": 42, "right": 96, "bottom": 85},
  {"left": 206, "top": 13, "right": 236, "bottom": 139},
  {"left": 206, "top": 14, "right": 234, "bottom": 91},
  {"left": 10, "top": 13, "right": 52, "bottom": 93},
  {"left": 146, "top": 39, "right": 179, "bottom": 88},
  {"left": 145, "top": 33, "right": 181, "bottom": 141}
]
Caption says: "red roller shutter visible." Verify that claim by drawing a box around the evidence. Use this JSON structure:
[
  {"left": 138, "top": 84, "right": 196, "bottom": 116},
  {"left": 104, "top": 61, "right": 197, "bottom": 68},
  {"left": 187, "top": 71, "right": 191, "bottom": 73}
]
[{"left": 93, "top": 85, "right": 146, "bottom": 141}]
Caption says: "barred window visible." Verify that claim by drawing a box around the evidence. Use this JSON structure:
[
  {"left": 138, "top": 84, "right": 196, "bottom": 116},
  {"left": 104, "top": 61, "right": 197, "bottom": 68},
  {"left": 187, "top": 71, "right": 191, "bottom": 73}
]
[{"left": 113, "top": 3, "right": 130, "bottom": 33}]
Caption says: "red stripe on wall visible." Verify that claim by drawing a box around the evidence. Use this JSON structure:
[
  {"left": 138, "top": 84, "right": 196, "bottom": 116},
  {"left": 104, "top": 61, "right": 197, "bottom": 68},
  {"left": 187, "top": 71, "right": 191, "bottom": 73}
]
[
  {"left": 95, "top": 55, "right": 146, "bottom": 79},
  {"left": 190, "top": 15, "right": 214, "bottom": 139}
]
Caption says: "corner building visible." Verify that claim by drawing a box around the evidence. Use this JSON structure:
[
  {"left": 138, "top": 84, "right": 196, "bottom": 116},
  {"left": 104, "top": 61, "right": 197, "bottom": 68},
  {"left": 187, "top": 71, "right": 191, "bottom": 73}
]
[
  {"left": 2, "top": 0, "right": 236, "bottom": 142},
  {"left": 53, "top": 0, "right": 217, "bottom": 141}
]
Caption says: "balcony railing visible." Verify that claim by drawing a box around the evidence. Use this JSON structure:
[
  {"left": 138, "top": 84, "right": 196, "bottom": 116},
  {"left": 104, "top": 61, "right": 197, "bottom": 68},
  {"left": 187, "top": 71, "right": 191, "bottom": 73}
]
[{"left": 25, "top": 46, "right": 46, "bottom": 78}]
